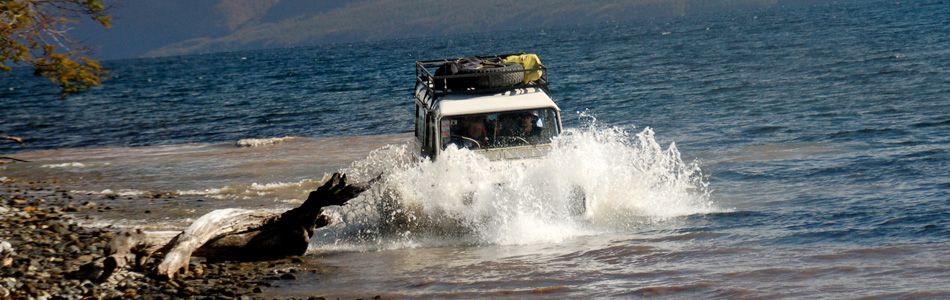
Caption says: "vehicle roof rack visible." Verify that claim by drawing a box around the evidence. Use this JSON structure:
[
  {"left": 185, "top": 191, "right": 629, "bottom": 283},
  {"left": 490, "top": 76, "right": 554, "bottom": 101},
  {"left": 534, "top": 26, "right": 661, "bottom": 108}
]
[{"left": 415, "top": 53, "right": 548, "bottom": 108}]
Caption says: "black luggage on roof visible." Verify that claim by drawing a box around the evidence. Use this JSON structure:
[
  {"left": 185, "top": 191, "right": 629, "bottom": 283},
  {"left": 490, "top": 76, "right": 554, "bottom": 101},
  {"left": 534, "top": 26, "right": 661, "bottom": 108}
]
[{"left": 415, "top": 53, "right": 549, "bottom": 101}]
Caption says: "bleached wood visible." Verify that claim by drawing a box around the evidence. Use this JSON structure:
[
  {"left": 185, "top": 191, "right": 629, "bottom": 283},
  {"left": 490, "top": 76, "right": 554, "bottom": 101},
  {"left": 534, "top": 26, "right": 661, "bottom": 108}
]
[
  {"left": 84, "top": 172, "right": 368, "bottom": 280},
  {"left": 155, "top": 209, "right": 276, "bottom": 278},
  {"left": 0, "top": 136, "right": 23, "bottom": 144}
]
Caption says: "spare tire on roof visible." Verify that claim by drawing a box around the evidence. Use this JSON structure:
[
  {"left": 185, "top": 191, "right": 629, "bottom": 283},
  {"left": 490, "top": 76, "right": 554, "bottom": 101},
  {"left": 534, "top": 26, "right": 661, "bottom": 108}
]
[
  {"left": 434, "top": 58, "right": 475, "bottom": 90},
  {"left": 434, "top": 58, "right": 525, "bottom": 90},
  {"left": 459, "top": 62, "right": 525, "bottom": 88}
]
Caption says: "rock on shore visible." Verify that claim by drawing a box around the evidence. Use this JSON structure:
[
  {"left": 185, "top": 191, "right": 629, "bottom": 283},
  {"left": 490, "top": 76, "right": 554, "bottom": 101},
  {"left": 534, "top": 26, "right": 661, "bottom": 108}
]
[{"left": 0, "top": 178, "right": 347, "bottom": 299}]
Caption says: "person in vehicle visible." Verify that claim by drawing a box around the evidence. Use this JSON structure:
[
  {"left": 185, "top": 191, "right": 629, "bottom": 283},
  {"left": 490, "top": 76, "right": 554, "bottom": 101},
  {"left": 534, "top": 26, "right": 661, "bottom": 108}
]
[
  {"left": 468, "top": 120, "right": 489, "bottom": 146},
  {"left": 494, "top": 111, "right": 545, "bottom": 146},
  {"left": 500, "top": 111, "right": 540, "bottom": 137},
  {"left": 451, "top": 118, "right": 490, "bottom": 149},
  {"left": 517, "top": 111, "right": 542, "bottom": 138}
]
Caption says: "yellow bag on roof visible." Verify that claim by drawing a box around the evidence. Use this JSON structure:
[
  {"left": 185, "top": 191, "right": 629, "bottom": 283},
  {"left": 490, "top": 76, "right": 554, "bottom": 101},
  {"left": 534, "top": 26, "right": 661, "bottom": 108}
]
[{"left": 502, "top": 53, "right": 543, "bottom": 84}]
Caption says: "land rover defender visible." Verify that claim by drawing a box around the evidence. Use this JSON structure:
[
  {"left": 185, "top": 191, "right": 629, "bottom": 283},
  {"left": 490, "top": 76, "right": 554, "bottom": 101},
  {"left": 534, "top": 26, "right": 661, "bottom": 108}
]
[{"left": 412, "top": 54, "right": 562, "bottom": 160}]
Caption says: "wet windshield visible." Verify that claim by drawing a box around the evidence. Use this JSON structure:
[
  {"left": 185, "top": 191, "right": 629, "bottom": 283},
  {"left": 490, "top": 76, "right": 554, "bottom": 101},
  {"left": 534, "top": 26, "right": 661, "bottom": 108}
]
[{"left": 441, "top": 109, "right": 559, "bottom": 150}]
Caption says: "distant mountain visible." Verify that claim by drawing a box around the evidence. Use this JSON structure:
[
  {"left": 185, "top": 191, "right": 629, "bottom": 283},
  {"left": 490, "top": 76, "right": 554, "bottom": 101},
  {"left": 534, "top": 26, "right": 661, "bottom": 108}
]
[
  {"left": 73, "top": 0, "right": 356, "bottom": 59},
  {"left": 77, "top": 0, "right": 795, "bottom": 59}
]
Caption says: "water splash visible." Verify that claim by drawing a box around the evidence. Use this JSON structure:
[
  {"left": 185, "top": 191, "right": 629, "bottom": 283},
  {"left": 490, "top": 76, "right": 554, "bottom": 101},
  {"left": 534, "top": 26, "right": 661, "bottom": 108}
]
[
  {"left": 235, "top": 136, "right": 298, "bottom": 147},
  {"left": 317, "top": 121, "right": 716, "bottom": 249}
]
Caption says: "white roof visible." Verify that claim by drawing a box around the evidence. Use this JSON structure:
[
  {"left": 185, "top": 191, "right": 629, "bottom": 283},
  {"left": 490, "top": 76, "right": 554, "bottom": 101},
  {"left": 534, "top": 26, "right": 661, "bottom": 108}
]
[{"left": 437, "top": 88, "right": 560, "bottom": 117}]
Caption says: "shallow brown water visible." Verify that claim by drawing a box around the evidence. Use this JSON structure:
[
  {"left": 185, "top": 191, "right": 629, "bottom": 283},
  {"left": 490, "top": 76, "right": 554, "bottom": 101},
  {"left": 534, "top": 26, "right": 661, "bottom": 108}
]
[{"left": 2, "top": 132, "right": 947, "bottom": 298}]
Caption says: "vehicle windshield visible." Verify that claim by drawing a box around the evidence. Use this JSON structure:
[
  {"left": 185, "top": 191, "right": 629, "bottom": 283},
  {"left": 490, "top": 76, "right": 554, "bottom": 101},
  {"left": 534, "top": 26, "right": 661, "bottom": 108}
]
[{"left": 441, "top": 108, "right": 559, "bottom": 150}]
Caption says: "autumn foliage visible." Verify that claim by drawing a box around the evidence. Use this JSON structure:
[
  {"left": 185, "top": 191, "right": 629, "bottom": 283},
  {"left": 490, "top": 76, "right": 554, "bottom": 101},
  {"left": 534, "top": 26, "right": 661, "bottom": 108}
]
[{"left": 0, "top": 0, "right": 111, "bottom": 94}]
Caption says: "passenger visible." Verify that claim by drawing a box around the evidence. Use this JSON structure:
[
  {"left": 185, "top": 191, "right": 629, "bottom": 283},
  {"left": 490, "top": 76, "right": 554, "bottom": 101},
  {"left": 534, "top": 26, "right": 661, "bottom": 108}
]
[
  {"left": 452, "top": 119, "right": 489, "bottom": 149},
  {"left": 467, "top": 120, "right": 489, "bottom": 146}
]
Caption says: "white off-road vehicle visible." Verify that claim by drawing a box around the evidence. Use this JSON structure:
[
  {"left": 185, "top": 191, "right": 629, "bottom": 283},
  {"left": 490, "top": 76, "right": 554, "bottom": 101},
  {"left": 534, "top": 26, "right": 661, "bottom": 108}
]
[
  {"left": 408, "top": 54, "right": 586, "bottom": 216},
  {"left": 412, "top": 54, "right": 562, "bottom": 160}
]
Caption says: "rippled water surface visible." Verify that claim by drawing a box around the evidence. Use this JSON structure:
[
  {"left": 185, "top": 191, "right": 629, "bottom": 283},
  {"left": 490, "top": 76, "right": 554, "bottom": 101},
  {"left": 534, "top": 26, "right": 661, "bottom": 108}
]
[{"left": 2, "top": 0, "right": 948, "bottom": 297}]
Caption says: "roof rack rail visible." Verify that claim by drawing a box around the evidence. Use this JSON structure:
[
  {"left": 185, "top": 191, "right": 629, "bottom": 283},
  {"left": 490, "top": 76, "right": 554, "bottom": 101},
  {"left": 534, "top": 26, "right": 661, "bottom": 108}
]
[{"left": 414, "top": 53, "right": 548, "bottom": 108}]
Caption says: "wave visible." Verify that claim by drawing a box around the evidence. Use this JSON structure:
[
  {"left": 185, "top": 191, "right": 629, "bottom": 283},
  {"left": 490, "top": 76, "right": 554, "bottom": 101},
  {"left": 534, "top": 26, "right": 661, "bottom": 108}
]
[
  {"left": 314, "top": 119, "right": 718, "bottom": 250},
  {"left": 175, "top": 188, "right": 225, "bottom": 196},
  {"left": 235, "top": 136, "right": 297, "bottom": 147},
  {"left": 40, "top": 162, "right": 87, "bottom": 168},
  {"left": 249, "top": 180, "right": 310, "bottom": 191},
  {"left": 70, "top": 188, "right": 147, "bottom": 197},
  {"left": 63, "top": 178, "right": 324, "bottom": 204},
  {"left": 177, "top": 178, "right": 327, "bottom": 201}
]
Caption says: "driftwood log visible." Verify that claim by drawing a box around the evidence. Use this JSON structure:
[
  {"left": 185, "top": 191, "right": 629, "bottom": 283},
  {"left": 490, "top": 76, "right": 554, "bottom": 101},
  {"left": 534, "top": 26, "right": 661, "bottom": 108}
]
[
  {"left": 0, "top": 136, "right": 23, "bottom": 144},
  {"left": 86, "top": 172, "right": 367, "bottom": 280},
  {"left": 0, "top": 136, "right": 27, "bottom": 163}
]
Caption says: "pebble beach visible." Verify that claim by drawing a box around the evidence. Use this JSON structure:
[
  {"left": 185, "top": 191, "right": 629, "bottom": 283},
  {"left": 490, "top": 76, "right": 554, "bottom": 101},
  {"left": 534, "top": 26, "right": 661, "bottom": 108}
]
[{"left": 0, "top": 176, "right": 377, "bottom": 299}]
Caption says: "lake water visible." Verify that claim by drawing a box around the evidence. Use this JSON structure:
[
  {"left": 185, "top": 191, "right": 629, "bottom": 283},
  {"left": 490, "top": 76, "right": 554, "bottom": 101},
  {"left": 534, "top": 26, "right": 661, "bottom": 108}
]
[{"left": 1, "top": 0, "right": 948, "bottom": 297}]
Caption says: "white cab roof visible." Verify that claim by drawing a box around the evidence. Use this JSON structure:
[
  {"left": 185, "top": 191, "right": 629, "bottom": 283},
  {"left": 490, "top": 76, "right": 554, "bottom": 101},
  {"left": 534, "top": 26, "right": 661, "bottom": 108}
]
[{"left": 437, "top": 88, "right": 560, "bottom": 117}]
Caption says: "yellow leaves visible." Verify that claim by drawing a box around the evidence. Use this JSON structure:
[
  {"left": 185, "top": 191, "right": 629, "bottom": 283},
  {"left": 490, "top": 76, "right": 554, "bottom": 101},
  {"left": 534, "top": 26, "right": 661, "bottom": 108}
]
[
  {"left": 1, "top": 0, "right": 111, "bottom": 95},
  {"left": 33, "top": 50, "right": 106, "bottom": 95},
  {"left": 0, "top": 34, "right": 33, "bottom": 67},
  {"left": 0, "top": 2, "right": 27, "bottom": 15},
  {"left": 85, "top": 0, "right": 106, "bottom": 12},
  {"left": 80, "top": 56, "right": 100, "bottom": 69},
  {"left": 95, "top": 15, "right": 111, "bottom": 28}
]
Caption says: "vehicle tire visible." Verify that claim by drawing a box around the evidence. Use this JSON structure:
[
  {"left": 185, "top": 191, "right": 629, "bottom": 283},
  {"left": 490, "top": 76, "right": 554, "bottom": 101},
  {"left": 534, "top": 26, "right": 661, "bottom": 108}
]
[{"left": 459, "top": 63, "right": 525, "bottom": 88}]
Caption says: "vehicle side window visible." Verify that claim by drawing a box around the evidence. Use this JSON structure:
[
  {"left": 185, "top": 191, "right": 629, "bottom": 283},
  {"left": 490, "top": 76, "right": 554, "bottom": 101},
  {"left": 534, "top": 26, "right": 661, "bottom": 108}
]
[
  {"left": 425, "top": 114, "right": 436, "bottom": 154},
  {"left": 415, "top": 105, "right": 425, "bottom": 142}
]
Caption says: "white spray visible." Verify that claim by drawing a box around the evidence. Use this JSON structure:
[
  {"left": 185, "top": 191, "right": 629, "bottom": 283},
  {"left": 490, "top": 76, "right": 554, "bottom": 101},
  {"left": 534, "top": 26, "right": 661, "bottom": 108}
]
[{"left": 315, "top": 120, "right": 716, "bottom": 250}]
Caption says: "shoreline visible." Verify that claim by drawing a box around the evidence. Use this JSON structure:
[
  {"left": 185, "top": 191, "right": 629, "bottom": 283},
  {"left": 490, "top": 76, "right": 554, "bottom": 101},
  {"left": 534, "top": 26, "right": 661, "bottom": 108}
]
[{"left": 0, "top": 176, "right": 370, "bottom": 299}]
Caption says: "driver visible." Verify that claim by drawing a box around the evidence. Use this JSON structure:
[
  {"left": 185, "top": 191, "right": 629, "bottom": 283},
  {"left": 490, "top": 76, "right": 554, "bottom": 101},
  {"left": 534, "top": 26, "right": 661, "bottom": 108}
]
[
  {"left": 517, "top": 111, "right": 542, "bottom": 138},
  {"left": 502, "top": 111, "right": 542, "bottom": 140},
  {"left": 498, "top": 111, "right": 544, "bottom": 146}
]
